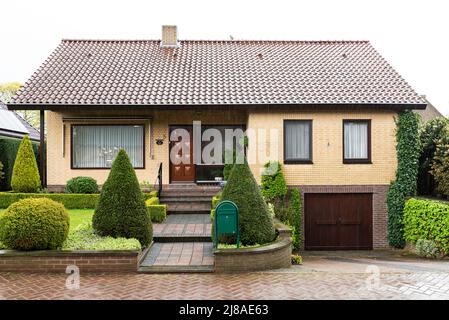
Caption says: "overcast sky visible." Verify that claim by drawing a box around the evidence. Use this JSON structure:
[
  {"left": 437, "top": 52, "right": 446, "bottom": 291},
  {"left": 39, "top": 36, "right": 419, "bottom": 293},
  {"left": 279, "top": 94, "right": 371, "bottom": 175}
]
[{"left": 0, "top": 0, "right": 448, "bottom": 115}]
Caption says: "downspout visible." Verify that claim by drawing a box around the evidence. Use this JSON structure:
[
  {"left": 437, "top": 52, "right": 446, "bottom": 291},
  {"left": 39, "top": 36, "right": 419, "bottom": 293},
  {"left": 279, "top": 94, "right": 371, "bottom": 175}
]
[{"left": 39, "top": 109, "right": 47, "bottom": 188}]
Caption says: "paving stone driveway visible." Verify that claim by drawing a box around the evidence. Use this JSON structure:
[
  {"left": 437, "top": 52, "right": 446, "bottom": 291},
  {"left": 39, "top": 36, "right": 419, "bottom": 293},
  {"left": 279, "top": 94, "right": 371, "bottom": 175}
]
[{"left": 1, "top": 252, "right": 448, "bottom": 299}]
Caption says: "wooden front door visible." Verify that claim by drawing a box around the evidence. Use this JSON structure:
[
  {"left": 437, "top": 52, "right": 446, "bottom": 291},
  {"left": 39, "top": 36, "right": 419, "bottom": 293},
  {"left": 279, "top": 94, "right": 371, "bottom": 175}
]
[
  {"left": 305, "top": 193, "right": 373, "bottom": 250},
  {"left": 169, "top": 126, "right": 195, "bottom": 182}
]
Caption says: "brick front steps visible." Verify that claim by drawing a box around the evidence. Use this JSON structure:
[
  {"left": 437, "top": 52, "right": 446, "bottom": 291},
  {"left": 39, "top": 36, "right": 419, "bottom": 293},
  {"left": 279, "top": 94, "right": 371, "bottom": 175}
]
[{"left": 139, "top": 186, "right": 216, "bottom": 273}]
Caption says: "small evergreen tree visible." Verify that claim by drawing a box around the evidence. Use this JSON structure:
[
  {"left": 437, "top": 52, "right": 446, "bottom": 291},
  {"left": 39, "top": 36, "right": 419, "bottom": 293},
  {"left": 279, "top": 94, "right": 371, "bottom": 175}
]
[
  {"left": 11, "top": 135, "right": 40, "bottom": 193},
  {"left": 93, "top": 149, "right": 152, "bottom": 246},
  {"left": 261, "top": 161, "right": 288, "bottom": 202},
  {"left": 221, "top": 160, "right": 276, "bottom": 245},
  {"left": 431, "top": 127, "right": 449, "bottom": 198}
]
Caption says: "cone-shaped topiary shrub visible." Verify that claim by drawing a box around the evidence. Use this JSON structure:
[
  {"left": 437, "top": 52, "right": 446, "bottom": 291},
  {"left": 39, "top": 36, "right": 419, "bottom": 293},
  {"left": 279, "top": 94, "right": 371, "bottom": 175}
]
[
  {"left": 11, "top": 135, "right": 40, "bottom": 193},
  {"left": 221, "top": 160, "right": 276, "bottom": 245},
  {"left": 0, "top": 198, "right": 69, "bottom": 250},
  {"left": 93, "top": 149, "right": 152, "bottom": 246}
]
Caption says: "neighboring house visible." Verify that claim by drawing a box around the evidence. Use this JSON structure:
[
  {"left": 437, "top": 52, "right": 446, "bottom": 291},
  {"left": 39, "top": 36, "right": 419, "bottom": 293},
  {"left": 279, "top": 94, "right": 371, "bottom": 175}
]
[
  {"left": 0, "top": 101, "right": 40, "bottom": 141},
  {"left": 414, "top": 96, "right": 444, "bottom": 122},
  {"left": 8, "top": 26, "right": 426, "bottom": 250}
]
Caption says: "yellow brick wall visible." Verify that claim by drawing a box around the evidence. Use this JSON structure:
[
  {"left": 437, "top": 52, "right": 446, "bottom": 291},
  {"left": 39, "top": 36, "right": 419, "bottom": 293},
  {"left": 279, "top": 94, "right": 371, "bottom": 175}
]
[
  {"left": 247, "top": 109, "right": 398, "bottom": 185},
  {"left": 47, "top": 108, "right": 397, "bottom": 187},
  {"left": 46, "top": 108, "right": 247, "bottom": 186}
]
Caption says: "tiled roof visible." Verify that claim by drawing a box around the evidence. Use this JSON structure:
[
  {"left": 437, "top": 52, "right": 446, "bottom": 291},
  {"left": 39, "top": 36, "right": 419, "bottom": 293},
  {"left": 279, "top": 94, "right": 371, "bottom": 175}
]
[
  {"left": 0, "top": 101, "right": 40, "bottom": 141},
  {"left": 10, "top": 40, "right": 426, "bottom": 107}
]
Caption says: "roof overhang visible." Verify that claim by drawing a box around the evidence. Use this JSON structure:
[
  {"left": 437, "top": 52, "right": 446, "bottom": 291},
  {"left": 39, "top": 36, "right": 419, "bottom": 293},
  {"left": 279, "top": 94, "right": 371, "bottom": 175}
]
[{"left": 6, "top": 102, "right": 428, "bottom": 111}]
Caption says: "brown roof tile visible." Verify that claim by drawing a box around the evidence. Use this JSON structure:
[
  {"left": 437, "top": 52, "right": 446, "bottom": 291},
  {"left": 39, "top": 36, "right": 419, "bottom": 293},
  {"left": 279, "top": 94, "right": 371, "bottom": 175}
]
[{"left": 10, "top": 40, "right": 425, "bottom": 107}]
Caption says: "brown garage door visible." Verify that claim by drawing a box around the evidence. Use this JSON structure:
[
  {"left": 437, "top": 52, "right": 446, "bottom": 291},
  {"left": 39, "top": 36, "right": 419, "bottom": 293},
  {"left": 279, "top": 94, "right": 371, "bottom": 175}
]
[{"left": 305, "top": 193, "right": 373, "bottom": 250}]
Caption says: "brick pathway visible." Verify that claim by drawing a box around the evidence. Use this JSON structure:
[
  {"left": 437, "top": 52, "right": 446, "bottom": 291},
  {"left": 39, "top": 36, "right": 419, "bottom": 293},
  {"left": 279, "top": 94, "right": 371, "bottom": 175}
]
[
  {"left": 141, "top": 213, "right": 213, "bottom": 272},
  {"left": 1, "top": 267, "right": 449, "bottom": 299},
  {"left": 140, "top": 242, "right": 214, "bottom": 267},
  {"left": 153, "top": 214, "right": 212, "bottom": 238}
]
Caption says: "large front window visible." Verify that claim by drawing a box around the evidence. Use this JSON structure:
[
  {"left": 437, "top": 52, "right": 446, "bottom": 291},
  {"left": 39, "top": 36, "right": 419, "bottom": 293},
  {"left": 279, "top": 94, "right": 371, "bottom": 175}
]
[{"left": 72, "top": 125, "right": 144, "bottom": 169}]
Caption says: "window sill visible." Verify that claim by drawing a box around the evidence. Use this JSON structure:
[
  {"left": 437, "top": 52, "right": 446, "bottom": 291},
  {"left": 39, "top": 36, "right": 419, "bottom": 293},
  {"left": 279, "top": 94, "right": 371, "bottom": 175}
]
[
  {"left": 284, "top": 160, "right": 313, "bottom": 165},
  {"left": 343, "top": 159, "right": 372, "bottom": 164}
]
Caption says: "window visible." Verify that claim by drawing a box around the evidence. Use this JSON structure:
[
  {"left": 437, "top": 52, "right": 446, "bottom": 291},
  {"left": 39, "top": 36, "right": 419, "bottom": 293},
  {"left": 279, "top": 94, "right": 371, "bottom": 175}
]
[
  {"left": 284, "top": 120, "right": 312, "bottom": 164},
  {"left": 72, "top": 125, "right": 144, "bottom": 169},
  {"left": 343, "top": 120, "right": 371, "bottom": 164}
]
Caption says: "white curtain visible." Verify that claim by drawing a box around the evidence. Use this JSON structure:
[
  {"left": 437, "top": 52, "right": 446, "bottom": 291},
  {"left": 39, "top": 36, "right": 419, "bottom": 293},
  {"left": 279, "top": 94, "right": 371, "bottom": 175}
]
[
  {"left": 344, "top": 122, "right": 368, "bottom": 159},
  {"left": 73, "top": 125, "right": 144, "bottom": 168},
  {"left": 285, "top": 121, "right": 310, "bottom": 160}
]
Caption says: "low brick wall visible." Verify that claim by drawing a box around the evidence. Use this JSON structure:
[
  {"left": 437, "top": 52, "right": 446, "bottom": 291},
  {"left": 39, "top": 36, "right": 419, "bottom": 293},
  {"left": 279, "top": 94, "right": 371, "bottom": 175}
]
[
  {"left": 0, "top": 249, "right": 141, "bottom": 273},
  {"left": 214, "top": 221, "right": 292, "bottom": 273}
]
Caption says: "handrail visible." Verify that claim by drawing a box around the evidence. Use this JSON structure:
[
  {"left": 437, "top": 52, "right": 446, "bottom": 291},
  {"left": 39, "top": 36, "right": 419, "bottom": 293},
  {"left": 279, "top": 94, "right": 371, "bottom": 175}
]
[{"left": 157, "top": 162, "right": 163, "bottom": 198}]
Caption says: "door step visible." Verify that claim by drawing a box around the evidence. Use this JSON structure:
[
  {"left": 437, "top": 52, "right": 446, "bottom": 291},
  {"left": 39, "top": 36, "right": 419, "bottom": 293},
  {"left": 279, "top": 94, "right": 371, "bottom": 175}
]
[
  {"left": 138, "top": 265, "right": 214, "bottom": 273},
  {"left": 154, "top": 235, "right": 211, "bottom": 242}
]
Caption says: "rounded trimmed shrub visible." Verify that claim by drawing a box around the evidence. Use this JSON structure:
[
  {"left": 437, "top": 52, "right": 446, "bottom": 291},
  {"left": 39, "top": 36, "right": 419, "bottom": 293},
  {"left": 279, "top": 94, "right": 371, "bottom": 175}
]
[
  {"left": 221, "top": 160, "right": 276, "bottom": 245},
  {"left": 415, "top": 239, "right": 441, "bottom": 259},
  {"left": 93, "top": 149, "right": 152, "bottom": 246},
  {"left": 0, "top": 198, "right": 70, "bottom": 250},
  {"left": 65, "top": 176, "right": 99, "bottom": 194},
  {"left": 11, "top": 135, "right": 41, "bottom": 193}
]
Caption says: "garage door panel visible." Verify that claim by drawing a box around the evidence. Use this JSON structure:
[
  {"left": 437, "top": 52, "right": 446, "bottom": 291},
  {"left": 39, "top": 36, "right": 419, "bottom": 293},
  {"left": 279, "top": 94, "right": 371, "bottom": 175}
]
[{"left": 305, "top": 193, "right": 373, "bottom": 250}]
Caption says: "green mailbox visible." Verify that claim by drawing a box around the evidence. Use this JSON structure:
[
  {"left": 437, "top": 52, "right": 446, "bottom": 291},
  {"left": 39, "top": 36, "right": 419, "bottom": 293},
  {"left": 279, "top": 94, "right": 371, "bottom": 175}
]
[{"left": 213, "top": 200, "right": 240, "bottom": 248}]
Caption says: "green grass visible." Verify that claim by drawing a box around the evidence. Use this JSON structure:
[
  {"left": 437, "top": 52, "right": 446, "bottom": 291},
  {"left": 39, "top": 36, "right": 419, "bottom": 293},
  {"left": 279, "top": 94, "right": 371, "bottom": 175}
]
[
  {"left": 0, "top": 208, "right": 93, "bottom": 231},
  {"left": 68, "top": 209, "right": 94, "bottom": 231}
]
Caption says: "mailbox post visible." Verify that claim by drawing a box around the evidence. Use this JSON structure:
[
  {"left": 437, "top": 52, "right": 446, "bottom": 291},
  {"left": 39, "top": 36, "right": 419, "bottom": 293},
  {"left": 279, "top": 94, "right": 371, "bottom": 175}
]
[{"left": 213, "top": 200, "right": 240, "bottom": 248}]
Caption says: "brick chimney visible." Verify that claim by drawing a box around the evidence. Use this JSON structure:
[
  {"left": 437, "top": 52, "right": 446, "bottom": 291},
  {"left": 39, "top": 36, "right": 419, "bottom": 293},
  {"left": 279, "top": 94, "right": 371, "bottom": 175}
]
[{"left": 161, "top": 25, "right": 179, "bottom": 48}]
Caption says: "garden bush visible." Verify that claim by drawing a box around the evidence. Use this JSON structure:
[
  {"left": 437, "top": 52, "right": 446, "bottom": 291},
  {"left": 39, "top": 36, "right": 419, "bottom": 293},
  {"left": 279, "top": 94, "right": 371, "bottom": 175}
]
[
  {"left": 0, "top": 136, "right": 40, "bottom": 191},
  {"left": 418, "top": 117, "right": 449, "bottom": 195},
  {"left": 431, "top": 127, "right": 449, "bottom": 198},
  {"left": 93, "top": 149, "right": 152, "bottom": 246},
  {"left": 387, "top": 111, "right": 421, "bottom": 248},
  {"left": 145, "top": 197, "right": 159, "bottom": 206},
  {"left": 0, "top": 198, "right": 69, "bottom": 250},
  {"left": 147, "top": 205, "right": 166, "bottom": 223},
  {"left": 63, "top": 223, "right": 141, "bottom": 251},
  {"left": 415, "top": 238, "right": 442, "bottom": 259},
  {"left": 11, "top": 135, "right": 41, "bottom": 193},
  {"left": 65, "top": 176, "right": 99, "bottom": 194},
  {"left": 221, "top": 160, "right": 275, "bottom": 245},
  {"left": 403, "top": 198, "right": 449, "bottom": 255},
  {"left": 290, "top": 188, "right": 302, "bottom": 250},
  {"left": 261, "top": 161, "right": 287, "bottom": 203}
]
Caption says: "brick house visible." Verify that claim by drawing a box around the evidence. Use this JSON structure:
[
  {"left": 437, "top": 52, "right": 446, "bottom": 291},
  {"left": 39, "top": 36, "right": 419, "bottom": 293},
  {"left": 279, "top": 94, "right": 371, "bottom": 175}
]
[{"left": 8, "top": 26, "right": 427, "bottom": 250}]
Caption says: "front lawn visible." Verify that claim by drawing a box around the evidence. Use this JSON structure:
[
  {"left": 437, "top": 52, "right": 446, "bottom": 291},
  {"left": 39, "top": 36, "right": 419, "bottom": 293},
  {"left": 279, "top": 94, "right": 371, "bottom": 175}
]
[{"left": 0, "top": 208, "right": 141, "bottom": 251}]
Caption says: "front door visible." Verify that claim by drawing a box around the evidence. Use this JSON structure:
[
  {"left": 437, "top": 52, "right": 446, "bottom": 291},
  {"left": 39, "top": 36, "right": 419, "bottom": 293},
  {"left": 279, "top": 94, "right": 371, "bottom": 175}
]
[{"left": 169, "top": 126, "right": 195, "bottom": 182}]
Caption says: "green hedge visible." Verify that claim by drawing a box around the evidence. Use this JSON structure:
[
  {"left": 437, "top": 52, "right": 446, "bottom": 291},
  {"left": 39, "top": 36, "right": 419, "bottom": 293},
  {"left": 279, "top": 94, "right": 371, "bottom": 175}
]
[
  {"left": 0, "top": 136, "right": 40, "bottom": 191},
  {"left": 0, "top": 192, "right": 155, "bottom": 209},
  {"left": 387, "top": 111, "right": 421, "bottom": 248},
  {"left": 403, "top": 198, "right": 449, "bottom": 254},
  {"left": 0, "top": 192, "right": 99, "bottom": 209},
  {"left": 147, "top": 205, "right": 166, "bottom": 223},
  {"left": 145, "top": 197, "right": 160, "bottom": 206}
]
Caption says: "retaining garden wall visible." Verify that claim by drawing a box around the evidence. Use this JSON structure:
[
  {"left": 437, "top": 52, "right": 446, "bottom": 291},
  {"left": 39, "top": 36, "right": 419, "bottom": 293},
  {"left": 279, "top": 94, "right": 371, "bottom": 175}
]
[{"left": 0, "top": 249, "right": 142, "bottom": 273}]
